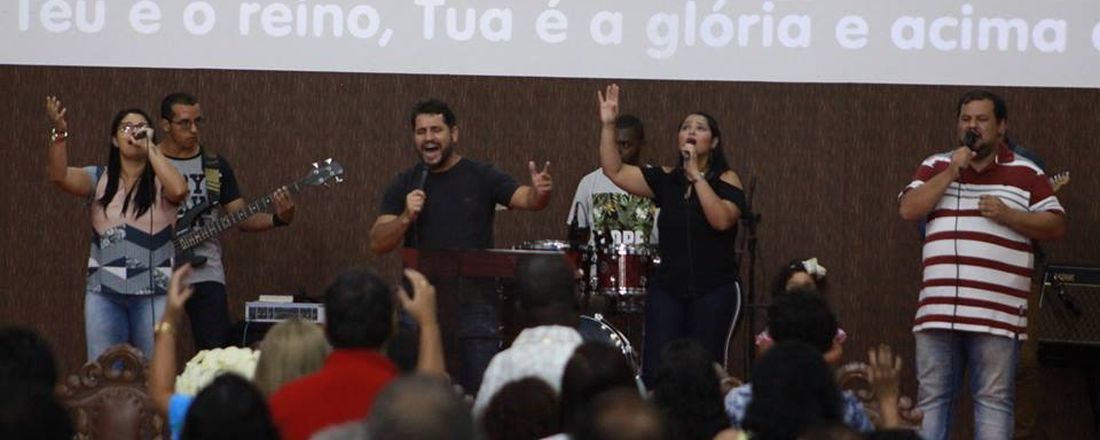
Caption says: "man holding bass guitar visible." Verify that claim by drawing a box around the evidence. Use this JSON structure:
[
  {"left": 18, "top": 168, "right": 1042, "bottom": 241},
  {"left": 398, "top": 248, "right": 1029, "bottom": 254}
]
[{"left": 157, "top": 92, "right": 297, "bottom": 350}]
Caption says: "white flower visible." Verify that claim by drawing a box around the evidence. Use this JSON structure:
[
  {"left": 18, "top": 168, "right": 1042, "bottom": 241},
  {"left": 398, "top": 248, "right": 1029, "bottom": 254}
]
[{"left": 175, "top": 347, "right": 261, "bottom": 396}]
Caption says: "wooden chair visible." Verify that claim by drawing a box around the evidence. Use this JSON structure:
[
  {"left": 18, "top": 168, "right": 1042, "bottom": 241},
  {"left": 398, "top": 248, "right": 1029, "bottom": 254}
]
[
  {"left": 58, "top": 344, "right": 167, "bottom": 440},
  {"left": 836, "top": 361, "right": 924, "bottom": 429}
]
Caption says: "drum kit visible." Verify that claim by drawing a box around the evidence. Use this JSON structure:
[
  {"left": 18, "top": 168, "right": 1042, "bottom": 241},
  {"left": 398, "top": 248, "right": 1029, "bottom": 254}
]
[{"left": 514, "top": 238, "right": 657, "bottom": 374}]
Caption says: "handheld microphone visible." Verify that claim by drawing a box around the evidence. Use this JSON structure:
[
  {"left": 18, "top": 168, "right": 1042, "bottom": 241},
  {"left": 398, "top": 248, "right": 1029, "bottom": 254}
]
[
  {"left": 134, "top": 127, "right": 153, "bottom": 140},
  {"left": 416, "top": 165, "right": 429, "bottom": 190},
  {"left": 680, "top": 139, "right": 696, "bottom": 169},
  {"left": 963, "top": 131, "right": 979, "bottom": 150}
]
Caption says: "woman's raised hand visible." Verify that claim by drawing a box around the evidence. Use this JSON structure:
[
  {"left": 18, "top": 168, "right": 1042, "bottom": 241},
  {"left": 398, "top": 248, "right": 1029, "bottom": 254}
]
[
  {"left": 597, "top": 83, "right": 620, "bottom": 125},
  {"left": 45, "top": 96, "right": 68, "bottom": 131}
]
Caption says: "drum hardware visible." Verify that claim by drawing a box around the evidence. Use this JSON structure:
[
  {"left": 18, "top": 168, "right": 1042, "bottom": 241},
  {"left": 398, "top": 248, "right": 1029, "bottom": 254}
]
[{"left": 578, "top": 314, "right": 640, "bottom": 375}]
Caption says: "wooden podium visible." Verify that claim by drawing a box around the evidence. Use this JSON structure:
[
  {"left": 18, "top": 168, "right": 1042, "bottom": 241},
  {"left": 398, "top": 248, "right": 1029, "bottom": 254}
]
[
  {"left": 399, "top": 248, "right": 575, "bottom": 390},
  {"left": 401, "top": 248, "right": 575, "bottom": 279}
]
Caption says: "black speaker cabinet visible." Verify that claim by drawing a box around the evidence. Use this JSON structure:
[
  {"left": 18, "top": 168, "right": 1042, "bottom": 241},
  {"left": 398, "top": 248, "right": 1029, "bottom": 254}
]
[{"left": 1036, "top": 264, "right": 1100, "bottom": 367}]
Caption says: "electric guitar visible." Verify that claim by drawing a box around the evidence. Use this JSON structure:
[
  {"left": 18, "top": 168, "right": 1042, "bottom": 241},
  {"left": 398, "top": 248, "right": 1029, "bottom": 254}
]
[{"left": 173, "top": 158, "right": 344, "bottom": 254}]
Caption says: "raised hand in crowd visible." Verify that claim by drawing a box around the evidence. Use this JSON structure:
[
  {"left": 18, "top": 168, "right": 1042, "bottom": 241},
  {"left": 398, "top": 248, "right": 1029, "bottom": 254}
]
[
  {"left": 868, "top": 344, "right": 903, "bottom": 429},
  {"left": 398, "top": 268, "right": 446, "bottom": 377}
]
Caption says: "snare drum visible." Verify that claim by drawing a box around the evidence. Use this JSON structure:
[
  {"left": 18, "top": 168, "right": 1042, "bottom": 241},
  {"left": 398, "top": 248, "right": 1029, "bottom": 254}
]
[
  {"left": 577, "top": 314, "right": 640, "bottom": 375},
  {"left": 596, "top": 244, "right": 652, "bottom": 298}
]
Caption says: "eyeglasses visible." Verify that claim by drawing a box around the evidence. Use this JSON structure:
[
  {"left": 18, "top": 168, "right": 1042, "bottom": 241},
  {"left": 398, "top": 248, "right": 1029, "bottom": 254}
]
[
  {"left": 171, "top": 117, "right": 204, "bottom": 130},
  {"left": 119, "top": 123, "right": 149, "bottom": 134}
]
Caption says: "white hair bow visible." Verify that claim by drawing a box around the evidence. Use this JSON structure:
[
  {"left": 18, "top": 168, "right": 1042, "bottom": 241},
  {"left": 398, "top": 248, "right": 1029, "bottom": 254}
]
[{"left": 801, "top": 258, "right": 828, "bottom": 279}]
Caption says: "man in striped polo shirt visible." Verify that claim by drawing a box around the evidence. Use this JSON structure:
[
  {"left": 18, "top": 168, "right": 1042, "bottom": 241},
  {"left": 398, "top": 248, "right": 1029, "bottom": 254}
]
[{"left": 898, "top": 90, "right": 1066, "bottom": 440}]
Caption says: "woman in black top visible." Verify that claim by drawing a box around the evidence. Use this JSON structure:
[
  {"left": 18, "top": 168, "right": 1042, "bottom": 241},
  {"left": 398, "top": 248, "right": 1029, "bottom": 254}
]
[{"left": 597, "top": 84, "right": 747, "bottom": 386}]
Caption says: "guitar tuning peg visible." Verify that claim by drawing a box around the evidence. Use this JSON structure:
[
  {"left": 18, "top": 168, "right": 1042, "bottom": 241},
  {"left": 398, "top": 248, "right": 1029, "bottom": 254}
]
[
  {"left": 335, "top": 176, "right": 344, "bottom": 183},
  {"left": 312, "top": 162, "right": 319, "bottom": 169},
  {"left": 325, "top": 158, "right": 332, "bottom": 165}
]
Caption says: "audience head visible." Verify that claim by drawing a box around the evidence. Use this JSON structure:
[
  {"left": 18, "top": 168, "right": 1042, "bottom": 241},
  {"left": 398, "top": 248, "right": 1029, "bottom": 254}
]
[
  {"left": 560, "top": 342, "right": 639, "bottom": 432},
  {"left": 863, "top": 429, "right": 924, "bottom": 440},
  {"left": 0, "top": 383, "right": 74, "bottom": 440},
  {"left": 481, "top": 377, "right": 560, "bottom": 440},
  {"left": 743, "top": 341, "right": 844, "bottom": 440},
  {"left": 773, "top": 258, "right": 827, "bottom": 295},
  {"left": 253, "top": 318, "right": 331, "bottom": 396},
  {"left": 367, "top": 375, "right": 476, "bottom": 440},
  {"left": 0, "top": 326, "right": 58, "bottom": 390},
  {"left": 181, "top": 373, "right": 279, "bottom": 440},
  {"left": 652, "top": 339, "right": 730, "bottom": 440},
  {"left": 767, "top": 287, "right": 838, "bottom": 355},
  {"left": 323, "top": 267, "right": 395, "bottom": 349},
  {"left": 515, "top": 254, "right": 580, "bottom": 328},
  {"left": 575, "top": 388, "right": 665, "bottom": 440},
  {"left": 799, "top": 422, "right": 862, "bottom": 440}
]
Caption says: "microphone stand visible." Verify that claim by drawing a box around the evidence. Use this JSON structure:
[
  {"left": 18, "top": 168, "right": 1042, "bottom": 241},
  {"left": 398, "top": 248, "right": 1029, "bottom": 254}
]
[{"left": 740, "top": 177, "right": 762, "bottom": 380}]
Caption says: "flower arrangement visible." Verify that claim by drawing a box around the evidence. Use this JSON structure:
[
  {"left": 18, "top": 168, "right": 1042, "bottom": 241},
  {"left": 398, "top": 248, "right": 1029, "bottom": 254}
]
[{"left": 175, "top": 346, "right": 261, "bottom": 395}]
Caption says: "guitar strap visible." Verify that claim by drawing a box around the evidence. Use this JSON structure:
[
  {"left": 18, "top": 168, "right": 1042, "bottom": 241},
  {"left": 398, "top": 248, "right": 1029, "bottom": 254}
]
[{"left": 200, "top": 144, "right": 221, "bottom": 207}]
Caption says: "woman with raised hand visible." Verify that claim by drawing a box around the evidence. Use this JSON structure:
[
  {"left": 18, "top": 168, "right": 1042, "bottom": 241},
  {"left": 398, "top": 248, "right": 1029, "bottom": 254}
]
[
  {"left": 597, "top": 84, "right": 747, "bottom": 387},
  {"left": 46, "top": 96, "right": 188, "bottom": 361}
]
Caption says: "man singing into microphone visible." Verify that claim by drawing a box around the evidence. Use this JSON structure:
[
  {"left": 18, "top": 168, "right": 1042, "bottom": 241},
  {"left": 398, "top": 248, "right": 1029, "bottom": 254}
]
[
  {"left": 369, "top": 98, "right": 552, "bottom": 394},
  {"left": 898, "top": 90, "right": 1066, "bottom": 440}
]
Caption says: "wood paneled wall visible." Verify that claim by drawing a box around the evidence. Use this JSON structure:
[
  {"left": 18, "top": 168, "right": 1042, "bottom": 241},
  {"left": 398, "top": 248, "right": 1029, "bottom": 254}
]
[{"left": 2, "top": 66, "right": 1097, "bottom": 436}]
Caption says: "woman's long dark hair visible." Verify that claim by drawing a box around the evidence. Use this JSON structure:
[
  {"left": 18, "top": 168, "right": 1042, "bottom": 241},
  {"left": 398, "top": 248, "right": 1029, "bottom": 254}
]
[
  {"left": 99, "top": 109, "right": 156, "bottom": 218},
  {"left": 742, "top": 341, "right": 844, "bottom": 440},
  {"left": 652, "top": 339, "right": 731, "bottom": 440},
  {"left": 675, "top": 112, "right": 731, "bottom": 181}
]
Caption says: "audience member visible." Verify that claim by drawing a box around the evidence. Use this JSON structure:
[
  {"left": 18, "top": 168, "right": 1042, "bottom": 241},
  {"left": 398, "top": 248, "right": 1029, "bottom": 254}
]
[
  {"left": 756, "top": 258, "right": 846, "bottom": 357},
  {"left": 0, "top": 327, "right": 73, "bottom": 439},
  {"left": 180, "top": 373, "right": 279, "bottom": 440},
  {"left": 742, "top": 341, "right": 845, "bottom": 440},
  {"left": 0, "top": 383, "right": 75, "bottom": 440},
  {"left": 269, "top": 267, "right": 443, "bottom": 440},
  {"left": 772, "top": 257, "right": 828, "bottom": 294},
  {"left": 252, "top": 318, "right": 331, "bottom": 396},
  {"left": 473, "top": 254, "right": 583, "bottom": 415},
  {"left": 151, "top": 265, "right": 266, "bottom": 440},
  {"left": 366, "top": 374, "right": 477, "bottom": 440},
  {"left": 0, "top": 326, "right": 59, "bottom": 390},
  {"left": 482, "top": 377, "right": 561, "bottom": 440},
  {"left": 726, "top": 288, "right": 873, "bottom": 432},
  {"left": 560, "top": 342, "right": 639, "bottom": 434},
  {"left": 574, "top": 388, "right": 666, "bottom": 440},
  {"left": 652, "top": 339, "right": 737, "bottom": 440}
]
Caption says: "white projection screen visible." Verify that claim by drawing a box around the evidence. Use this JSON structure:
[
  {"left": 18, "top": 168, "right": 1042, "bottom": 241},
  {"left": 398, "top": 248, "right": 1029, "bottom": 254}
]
[{"left": 3, "top": 0, "right": 1099, "bottom": 88}]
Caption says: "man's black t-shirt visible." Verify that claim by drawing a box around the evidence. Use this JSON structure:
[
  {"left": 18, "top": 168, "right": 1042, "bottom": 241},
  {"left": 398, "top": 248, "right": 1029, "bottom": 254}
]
[{"left": 380, "top": 158, "right": 520, "bottom": 250}]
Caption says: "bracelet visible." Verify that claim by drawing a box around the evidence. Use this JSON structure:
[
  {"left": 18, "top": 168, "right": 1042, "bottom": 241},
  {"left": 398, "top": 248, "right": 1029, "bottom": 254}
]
[
  {"left": 273, "top": 213, "right": 289, "bottom": 227},
  {"left": 49, "top": 127, "right": 69, "bottom": 143},
  {"left": 154, "top": 321, "right": 174, "bottom": 336}
]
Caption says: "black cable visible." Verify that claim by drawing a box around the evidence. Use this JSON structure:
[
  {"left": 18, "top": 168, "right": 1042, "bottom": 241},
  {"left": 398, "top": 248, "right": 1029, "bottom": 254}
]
[
  {"left": 952, "top": 163, "right": 962, "bottom": 331},
  {"left": 149, "top": 135, "right": 158, "bottom": 354}
]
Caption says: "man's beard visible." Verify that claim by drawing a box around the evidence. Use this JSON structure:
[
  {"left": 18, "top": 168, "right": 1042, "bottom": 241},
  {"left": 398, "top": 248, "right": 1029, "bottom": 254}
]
[
  {"left": 973, "top": 139, "right": 997, "bottom": 161},
  {"left": 422, "top": 144, "right": 453, "bottom": 170}
]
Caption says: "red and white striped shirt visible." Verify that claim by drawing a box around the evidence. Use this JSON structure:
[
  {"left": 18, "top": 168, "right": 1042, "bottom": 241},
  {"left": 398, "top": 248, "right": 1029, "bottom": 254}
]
[{"left": 901, "top": 145, "right": 1064, "bottom": 340}]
